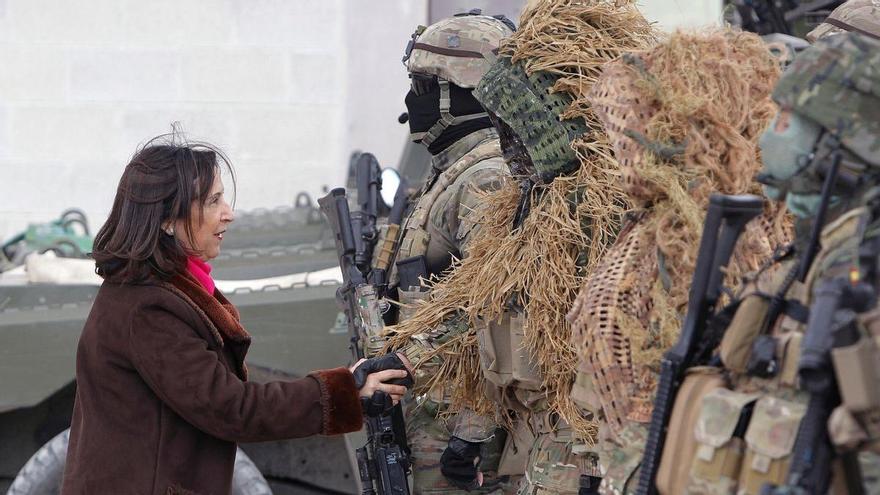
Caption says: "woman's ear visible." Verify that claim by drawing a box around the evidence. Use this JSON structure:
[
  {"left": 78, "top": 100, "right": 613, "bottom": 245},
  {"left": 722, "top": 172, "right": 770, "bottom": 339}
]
[{"left": 162, "top": 222, "right": 174, "bottom": 236}]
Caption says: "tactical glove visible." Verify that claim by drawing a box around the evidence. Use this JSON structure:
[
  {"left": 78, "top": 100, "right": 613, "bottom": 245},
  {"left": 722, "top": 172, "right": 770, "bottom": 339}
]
[
  {"left": 440, "top": 436, "right": 481, "bottom": 491},
  {"left": 351, "top": 352, "right": 414, "bottom": 389},
  {"left": 578, "top": 474, "right": 602, "bottom": 495},
  {"left": 351, "top": 353, "right": 414, "bottom": 417}
]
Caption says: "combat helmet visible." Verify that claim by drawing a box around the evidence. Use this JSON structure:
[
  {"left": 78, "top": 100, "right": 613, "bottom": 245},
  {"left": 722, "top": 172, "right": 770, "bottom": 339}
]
[
  {"left": 402, "top": 10, "right": 515, "bottom": 147},
  {"left": 774, "top": 31, "right": 880, "bottom": 171},
  {"left": 807, "top": 0, "right": 880, "bottom": 42}
]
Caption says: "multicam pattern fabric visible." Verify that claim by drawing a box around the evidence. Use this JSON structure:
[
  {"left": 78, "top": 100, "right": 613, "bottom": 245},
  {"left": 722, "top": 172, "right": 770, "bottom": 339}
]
[
  {"left": 393, "top": 128, "right": 506, "bottom": 282},
  {"left": 407, "top": 403, "right": 518, "bottom": 494},
  {"left": 773, "top": 32, "right": 880, "bottom": 169},
  {"left": 516, "top": 429, "right": 601, "bottom": 495},
  {"left": 806, "top": 0, "right": 880, "bottom": 42},
  {"left": 395, "top": 129, "right": 507, "bottom": 380},
  {"left": 406, "top": 15, "right": 514, "bottom": 88},
  {"left": 474, "top": 56, "right": 587, "bottom": 181},
  {"left": 391, "top": 128, "right": 510, "bottom": 492},
  {"left": 598, "top": 423, "right": 647, "bottom": 494}
]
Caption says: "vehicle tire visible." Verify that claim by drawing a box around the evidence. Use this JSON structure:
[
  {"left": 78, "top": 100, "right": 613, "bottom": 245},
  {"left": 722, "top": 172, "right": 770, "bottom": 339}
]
[
  {"left": 230, "top": 449, "right": 272, "bottom": 495},
  {"left": 6, "top": 429, "right": 68, "bottom": 495},
  {"left": 7, "top": 429, "right": 273, "bottom": 495}
]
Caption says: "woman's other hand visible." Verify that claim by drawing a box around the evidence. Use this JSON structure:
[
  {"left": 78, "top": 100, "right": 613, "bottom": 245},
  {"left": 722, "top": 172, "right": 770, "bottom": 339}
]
[
  {"left": 350, "top": 353, "right": 413, "bottom": 406},
  {"left": 359, "top": 369, "right": 409, "bottom": 405}
]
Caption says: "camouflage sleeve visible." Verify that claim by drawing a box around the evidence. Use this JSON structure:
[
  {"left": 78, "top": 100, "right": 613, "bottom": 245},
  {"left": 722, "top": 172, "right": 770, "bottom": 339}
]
[
  {"left": 397, "top": 314, "right": 469, "bottom": 386},
  {"left": 399, "top": 156, "right": 508, "bottom": 379},
  {"left": 426, "top": 156, "right": 508, "bottom": 261},
  {"left": 450, "top": 408, "right": 498, "bottom": 443}
]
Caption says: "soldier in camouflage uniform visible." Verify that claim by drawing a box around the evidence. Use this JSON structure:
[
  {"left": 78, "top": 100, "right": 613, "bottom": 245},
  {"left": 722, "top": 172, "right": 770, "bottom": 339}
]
[
  {"left": 396, "top": 49, "right": 606, "bottom": 495},
  {"left": 559, "top": 28, "right": 787, "bottom": 495},
  {"left": 475, "top": 55, "right": 601, "bottom": 495},
  {"left": 387, "top": 11, "right": 517, "bottom": 494},
  {"left": 641, "top": 32, "right": 880, "bottom": 494},
  {"left": 401, "top": 51, "right": 611, "bottom": 495}
]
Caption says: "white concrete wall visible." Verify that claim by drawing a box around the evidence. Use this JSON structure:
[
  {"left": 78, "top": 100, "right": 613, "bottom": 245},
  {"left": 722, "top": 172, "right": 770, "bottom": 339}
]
[
  {"left": 0, "top": 0, "right": 426, "bottom": 241},
  {"left": 638, "top": 0, "right": 724, "bottom": 31},
  {"left": 0, "top": 0, "right": 723, "bottom": 241}
]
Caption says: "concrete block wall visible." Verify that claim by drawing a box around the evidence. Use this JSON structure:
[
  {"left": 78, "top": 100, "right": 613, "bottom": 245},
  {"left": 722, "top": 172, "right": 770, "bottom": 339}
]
[
  {"left": 0, "top": 0, "right": 722, "bottom": 242},
  {"left": 0, "top": 0, "right": 426, "bottom": 241},
  {"left": 638, "top": 0, "right": 724, "bottom": 30}
]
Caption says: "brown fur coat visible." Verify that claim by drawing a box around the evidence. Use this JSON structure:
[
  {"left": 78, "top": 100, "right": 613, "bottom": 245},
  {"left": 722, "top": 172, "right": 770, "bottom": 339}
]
[{"left": 61, "top": 273, "right": 361, "bottom": 494}]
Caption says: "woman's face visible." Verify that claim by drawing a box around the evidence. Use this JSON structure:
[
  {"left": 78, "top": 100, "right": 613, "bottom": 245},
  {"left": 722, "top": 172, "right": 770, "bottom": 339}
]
[{"left": 174, "top": 174, "right": 234, "bottom": 260}]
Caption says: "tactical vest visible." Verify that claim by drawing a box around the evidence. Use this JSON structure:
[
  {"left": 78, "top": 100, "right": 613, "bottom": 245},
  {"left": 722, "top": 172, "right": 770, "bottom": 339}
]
[
  {"left": 394, "top": 141, "right": 502, "bottom": 275},
  {"left": 656, "top": 208, "right": 876, "bottom": 495},
  {"left": 389, "top": 138, "right": 504, "bottom": 322}
]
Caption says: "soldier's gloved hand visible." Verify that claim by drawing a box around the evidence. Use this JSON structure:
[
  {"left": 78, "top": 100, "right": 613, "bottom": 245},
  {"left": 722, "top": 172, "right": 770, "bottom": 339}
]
[
  {"left": 578, "top": 474, "right": 602, "bottom": 495},
  {"left": 350, "top": 353, "right": 414, "bottom": 407},
  {"left": 440, "top": 436, "right": 483, "bottom": 491}
]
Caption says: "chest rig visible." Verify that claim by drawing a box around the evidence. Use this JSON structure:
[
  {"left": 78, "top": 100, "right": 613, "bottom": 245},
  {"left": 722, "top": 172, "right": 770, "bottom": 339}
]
[
  {"left": 388, "top": 138, "right": 502, "bottom": 291},
  {"left": 656, "top": 208, "right": 873, "bottom": 495}
]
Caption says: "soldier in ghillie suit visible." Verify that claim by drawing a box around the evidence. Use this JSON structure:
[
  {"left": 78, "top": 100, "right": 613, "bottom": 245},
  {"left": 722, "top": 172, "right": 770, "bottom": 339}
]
[
  {"left": 386, "top": 1, "right": 653, "bottom": 493},
  {"left": 564, "top": 28, "right": 792, "bottom": 494},
  {"left": 389, "top": 11, "right": 517, "bottom": 494},
  {"left": 635, "top": 32, "right": 880, "bottom": 494}
]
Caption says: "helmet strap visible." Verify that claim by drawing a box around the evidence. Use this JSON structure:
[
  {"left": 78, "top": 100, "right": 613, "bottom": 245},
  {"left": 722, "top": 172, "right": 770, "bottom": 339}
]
[
  {"left": 420, "top": 79, "right": 488, "bottom": 147},
  {"left": 797, "top": 132, "right": 843, "bottom": 281}
]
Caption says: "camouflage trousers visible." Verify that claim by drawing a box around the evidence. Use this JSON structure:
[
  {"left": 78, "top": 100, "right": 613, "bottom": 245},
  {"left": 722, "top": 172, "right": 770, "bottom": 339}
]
[
  {"left": 516, "top": 428, "right": 600, "bottom": 495},
  {"left": 859, "top": 451, "right": 880, "bottom": 492},
  {"left": 407, "top": 403, "right": 520, "bottom": 494}
]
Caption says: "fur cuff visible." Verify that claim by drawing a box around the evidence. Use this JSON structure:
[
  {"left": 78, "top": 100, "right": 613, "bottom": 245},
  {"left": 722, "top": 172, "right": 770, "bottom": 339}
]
[
  {"left": 309, "top": 367, "right": 363, "bottom": 435},
  {"left": 166, "top": 484, "right": 199, "bottom": 495}
]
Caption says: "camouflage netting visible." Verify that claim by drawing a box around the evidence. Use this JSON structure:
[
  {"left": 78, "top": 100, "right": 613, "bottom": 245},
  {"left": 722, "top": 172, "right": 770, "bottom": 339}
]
[
  {"left": 385, "top": 0, "right": 655, "bottom": 441},
  {"left": 570, "top": 28, "right": 793, "bottom": 435}
]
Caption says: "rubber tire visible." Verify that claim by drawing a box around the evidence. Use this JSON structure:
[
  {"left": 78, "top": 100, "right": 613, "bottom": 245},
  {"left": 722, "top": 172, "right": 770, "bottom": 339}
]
[{"left": 7, "top": 428, "right": 272, "bottom": 495}]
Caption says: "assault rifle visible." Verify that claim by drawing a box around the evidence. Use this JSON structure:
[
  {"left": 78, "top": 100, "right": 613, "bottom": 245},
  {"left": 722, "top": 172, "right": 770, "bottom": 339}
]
[
  {"left": 761, "top": 160, "right": 877, "bottom": 494},
  {"left": 759, "top": 278, "right": 871, "bottom": 495},
  {"left": 637, "top": 194, "right": 765, "bottom": 495},
  {"left": 319, "top": 152, "right": 412, "bottom": 495}
]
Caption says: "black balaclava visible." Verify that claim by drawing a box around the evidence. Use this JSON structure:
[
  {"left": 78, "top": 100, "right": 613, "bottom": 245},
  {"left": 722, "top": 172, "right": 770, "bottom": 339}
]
[{"left": 405, "top": 81, "right": 493, "bottom": 156}]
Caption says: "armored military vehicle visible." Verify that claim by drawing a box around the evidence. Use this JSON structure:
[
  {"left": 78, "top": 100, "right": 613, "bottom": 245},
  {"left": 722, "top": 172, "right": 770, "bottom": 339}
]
[{"left": 0, "top": 202, "right": 359, "bottom": 495}]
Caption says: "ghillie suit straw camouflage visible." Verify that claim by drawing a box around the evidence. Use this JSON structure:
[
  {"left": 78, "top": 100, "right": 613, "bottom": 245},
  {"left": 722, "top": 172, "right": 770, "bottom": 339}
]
[
  {"left": 387, "top": 0, "right": 653, "bottom": 447},
  {"left": 565, "top": 29, "right": 792, "bottom": 492}
]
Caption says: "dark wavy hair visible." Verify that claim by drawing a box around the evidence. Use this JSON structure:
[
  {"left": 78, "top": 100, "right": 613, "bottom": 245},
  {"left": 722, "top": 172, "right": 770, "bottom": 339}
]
[{"left": 92, "top": 133, "right": 235, "bottom": 283}]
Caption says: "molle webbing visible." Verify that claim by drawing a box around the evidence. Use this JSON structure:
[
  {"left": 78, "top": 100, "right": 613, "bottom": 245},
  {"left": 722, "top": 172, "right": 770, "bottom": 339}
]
[{"left": 393, "top": 139, "right": 502, "bottom": 277}]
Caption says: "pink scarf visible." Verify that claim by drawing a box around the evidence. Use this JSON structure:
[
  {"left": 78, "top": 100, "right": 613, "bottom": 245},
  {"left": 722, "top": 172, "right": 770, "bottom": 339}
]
[{"left": 186, "top": 257, "right": 216, "bottom": 295}]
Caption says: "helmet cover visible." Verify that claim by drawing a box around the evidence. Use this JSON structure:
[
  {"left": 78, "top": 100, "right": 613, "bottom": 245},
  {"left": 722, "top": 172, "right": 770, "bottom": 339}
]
[
  {"left": 774, "top": 31, "right": 880, "bottom": 168},
  {"left": 404, "top": 15, "right": 514, "bottom": 88},
  {"left": 807, "top": 0, "right": 880, "bottom": 42}
]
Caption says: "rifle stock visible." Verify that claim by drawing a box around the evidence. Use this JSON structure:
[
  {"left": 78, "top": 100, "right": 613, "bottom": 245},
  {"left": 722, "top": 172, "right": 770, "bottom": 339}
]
[{"left": 637, "top": 194, "right": 764, "bottom": 495}]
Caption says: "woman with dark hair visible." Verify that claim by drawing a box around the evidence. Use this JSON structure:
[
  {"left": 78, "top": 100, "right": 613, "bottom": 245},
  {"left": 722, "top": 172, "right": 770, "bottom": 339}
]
[{"left": 61, "top": 136, "right": 411, "bottom": 495}]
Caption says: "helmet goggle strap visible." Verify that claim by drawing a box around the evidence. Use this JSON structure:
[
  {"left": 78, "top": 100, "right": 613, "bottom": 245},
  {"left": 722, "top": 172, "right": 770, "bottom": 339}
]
[{"left": 419, "top": 79, "right": 489, "bottom": 147}]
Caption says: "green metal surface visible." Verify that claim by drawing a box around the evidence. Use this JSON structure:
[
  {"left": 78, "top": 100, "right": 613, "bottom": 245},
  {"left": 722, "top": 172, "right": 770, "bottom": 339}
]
[{"left": 0, "top": 282, "right": 349, "bottom": 412}]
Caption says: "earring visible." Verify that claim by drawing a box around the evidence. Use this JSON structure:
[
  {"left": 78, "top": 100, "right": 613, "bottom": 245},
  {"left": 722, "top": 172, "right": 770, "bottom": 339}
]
[{"left": 164, "top": 225, "right": 174, "bottom": 236}]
